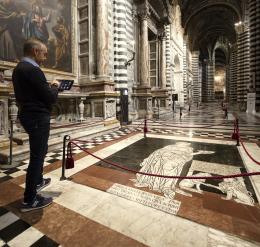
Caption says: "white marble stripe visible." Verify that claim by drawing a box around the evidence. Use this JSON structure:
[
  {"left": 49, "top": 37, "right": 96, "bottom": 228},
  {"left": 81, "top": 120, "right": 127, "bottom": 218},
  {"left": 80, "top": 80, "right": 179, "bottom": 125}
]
[
  {"left": 147, "top": 133, "right": 236, "bottom": 145},
  {"left": 238, "top": 143, "right": 260, "bottom": 202},
  {"left": 47, "top": 178, "right": 209, "bottom": 247},
  {"left": 207, "top": 228, "right": 259, "bottom": 247},
  {"left": 0, "top": 238, "right": 5, "bottom": 246},
  {"left": 0, "top": 212, "right": 19, "bottom": 231},
  {"left": 8, "top": 227, "right": 44, "bottom": 247}
]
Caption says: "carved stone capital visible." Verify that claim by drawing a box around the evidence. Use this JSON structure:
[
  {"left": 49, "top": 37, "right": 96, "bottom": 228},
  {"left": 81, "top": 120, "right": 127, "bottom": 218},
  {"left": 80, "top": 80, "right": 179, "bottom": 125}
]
[
  {"left": 137, "top": 3, "right": 150, "bottom": 20},
  {"left": 158, "top": 28, "right": 166, "bottom": 40}
]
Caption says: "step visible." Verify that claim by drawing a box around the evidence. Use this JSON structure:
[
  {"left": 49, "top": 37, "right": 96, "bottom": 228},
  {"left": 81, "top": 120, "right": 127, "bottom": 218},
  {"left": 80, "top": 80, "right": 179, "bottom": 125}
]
[
  {"left": 0, "top": 122, "right": 120, "bottom": 166},
  {"left": 12, "top": 120, "right": 104, "bottom": 145}
]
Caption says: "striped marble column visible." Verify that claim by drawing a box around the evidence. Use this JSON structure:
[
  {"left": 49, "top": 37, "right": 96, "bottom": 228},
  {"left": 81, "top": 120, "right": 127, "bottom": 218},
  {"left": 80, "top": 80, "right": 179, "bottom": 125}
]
[
  {"left": 236, "top": 23, "right": 250, "bottom": 107},
  {"left": 165, "top": 25, "right": 172, "bottom": 90},
  {"left": 228, "top": 46, "right": 238, "bottom": 102},
  {"left": 249, "top": 0, "right": 260, "bottom": 111},
  {"left": 201, "top": 60, "right": 208, "bottom": 102},
  {"left": 112, "top": 0, "right": 134, "bottom": 90},
  {"left": 207, "top": 60, "right": 215, "bottom": 102},
  {"left": 183, "top": 39, "right": 188, "bottom": 103},
  {"left": 192, "top": 51, "right": 200, "bottom": 103}
]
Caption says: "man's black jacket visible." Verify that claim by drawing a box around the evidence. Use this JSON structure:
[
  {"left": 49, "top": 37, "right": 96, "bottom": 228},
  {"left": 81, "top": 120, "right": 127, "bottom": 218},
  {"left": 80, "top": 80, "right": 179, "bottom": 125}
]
[{"left": 12, "top": 61, "right": 58, "bottom": 115}]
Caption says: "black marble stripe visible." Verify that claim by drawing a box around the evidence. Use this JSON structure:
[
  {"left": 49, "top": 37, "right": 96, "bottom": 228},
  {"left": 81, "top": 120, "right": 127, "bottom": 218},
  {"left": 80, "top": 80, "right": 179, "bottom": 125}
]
[
  {"left": 0, "top": 207, "right": 8, "bottom": 217},
  {"left": 0, "top": 219, "right": 30, "bottom": 243},
  {"left": 30, "top": 235, "right": 59, "bottom": 247},
  {"left": 0, "top": 176, "right": 12, "bottom": 184}
]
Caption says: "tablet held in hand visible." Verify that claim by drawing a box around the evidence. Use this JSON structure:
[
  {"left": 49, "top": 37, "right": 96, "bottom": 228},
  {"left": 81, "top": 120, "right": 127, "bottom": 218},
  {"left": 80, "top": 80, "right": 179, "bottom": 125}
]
[{"left": 58, "top": 80, "right": 74, "bottom": 91}]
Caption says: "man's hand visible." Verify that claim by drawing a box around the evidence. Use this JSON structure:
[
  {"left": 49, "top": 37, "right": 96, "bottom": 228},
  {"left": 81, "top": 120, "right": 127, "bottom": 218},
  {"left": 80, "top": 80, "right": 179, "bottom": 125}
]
[{"left": 50, "top": 79, "right": 60, "bottom": 88}]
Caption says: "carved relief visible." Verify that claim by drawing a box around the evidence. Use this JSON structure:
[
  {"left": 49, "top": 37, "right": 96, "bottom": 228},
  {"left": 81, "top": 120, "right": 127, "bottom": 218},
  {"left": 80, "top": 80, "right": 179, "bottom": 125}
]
[{"left": 105, "top": 100, "right": 116, "bottom": 119}]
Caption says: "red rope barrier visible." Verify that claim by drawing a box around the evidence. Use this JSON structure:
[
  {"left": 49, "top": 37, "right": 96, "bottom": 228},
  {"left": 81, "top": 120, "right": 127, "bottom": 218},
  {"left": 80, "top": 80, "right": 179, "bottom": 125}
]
[
  {"left": 68, "top": 141, "right": 260, "bottom": 179},
  {"left": 232, "top": 117, "right": 260, "bottom": 165},
  {"left": 240, "top": 139, "right": 260, "bottom": 165}
]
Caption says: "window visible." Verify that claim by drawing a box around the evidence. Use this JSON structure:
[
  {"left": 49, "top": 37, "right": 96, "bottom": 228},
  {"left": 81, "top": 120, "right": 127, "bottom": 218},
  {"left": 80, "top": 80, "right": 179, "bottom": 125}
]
[
  {"left": 78, "top": 0, "right": 90, "bottom": 76},
  {"left": 149, "top": 41, "right": 158, "bottom": 87}
]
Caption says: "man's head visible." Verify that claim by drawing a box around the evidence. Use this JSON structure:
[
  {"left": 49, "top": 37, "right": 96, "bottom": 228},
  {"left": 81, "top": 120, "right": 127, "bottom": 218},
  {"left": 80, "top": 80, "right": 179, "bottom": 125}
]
[{"left": 23, "top": 39, "right": 48, "bottom": 65}]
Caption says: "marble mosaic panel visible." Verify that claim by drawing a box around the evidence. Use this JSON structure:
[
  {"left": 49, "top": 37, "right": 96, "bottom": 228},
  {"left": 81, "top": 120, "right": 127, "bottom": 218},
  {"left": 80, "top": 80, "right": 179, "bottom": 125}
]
[{"left": 71, "top": 137, "right": 260, "bottom": 243}]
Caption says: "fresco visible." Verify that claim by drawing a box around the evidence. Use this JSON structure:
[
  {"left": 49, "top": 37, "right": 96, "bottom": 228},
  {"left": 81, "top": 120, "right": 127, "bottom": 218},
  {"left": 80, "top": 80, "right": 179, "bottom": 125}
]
[{"left": 0, "top": 0, "right": 72, "bottom": 73}]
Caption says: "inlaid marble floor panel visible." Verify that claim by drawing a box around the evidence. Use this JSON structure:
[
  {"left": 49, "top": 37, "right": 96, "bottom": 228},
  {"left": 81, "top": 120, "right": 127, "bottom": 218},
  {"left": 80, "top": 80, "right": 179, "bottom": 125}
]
[
  {"left": 0, "top": 133, "right": 260, "bottom": 246},
  {"left": 0, "top": 103, "right": 260, "bottom": 246},
  {"left": 69, "top": 135, "right": 260, "bottom": 244}
]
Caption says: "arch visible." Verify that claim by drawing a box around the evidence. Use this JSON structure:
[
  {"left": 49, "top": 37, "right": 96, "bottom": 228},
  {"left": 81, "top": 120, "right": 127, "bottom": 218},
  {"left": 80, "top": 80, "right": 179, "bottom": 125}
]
[{"left": 184, "top": 2, "right": 241, "bottom": 31}]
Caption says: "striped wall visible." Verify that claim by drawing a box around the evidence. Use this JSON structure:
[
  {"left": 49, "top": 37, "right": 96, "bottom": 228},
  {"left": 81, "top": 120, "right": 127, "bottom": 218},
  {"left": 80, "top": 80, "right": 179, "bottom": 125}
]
[
  {"left": 112, "top": 0, "right": 134, "bottom": 91},
  {"left": 183, "top": 40, "right": 188, "bottom": 102},
  {"left": 229, "top": 46, "right": 238, "bottom": 102},
  {"left": 236, "top": 25, "right": 250, "bottom": 104},
  {"left": 207, "top": 60, "right": 215, "bottom": 102},
  {"left": 201, "top": 61, "right": 208, "bottom": 102},
  {"left": 192, "top": 51, "right": 200, "bottom": 103},
  {"left": 249, "top": 0, "right": 260, "bottom": 110}
]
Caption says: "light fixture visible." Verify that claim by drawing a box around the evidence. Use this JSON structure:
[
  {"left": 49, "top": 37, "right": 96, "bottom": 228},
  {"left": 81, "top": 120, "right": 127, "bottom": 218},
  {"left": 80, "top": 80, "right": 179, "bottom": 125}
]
[
  {"left": 234, "top": 21, "right": 242, "bottom": 26},
  {"left": 125, "top": 41, "right": 136, "bottom": 67},
  {"left": 125, "top": 51, "right": 135, "bottom": 67}
]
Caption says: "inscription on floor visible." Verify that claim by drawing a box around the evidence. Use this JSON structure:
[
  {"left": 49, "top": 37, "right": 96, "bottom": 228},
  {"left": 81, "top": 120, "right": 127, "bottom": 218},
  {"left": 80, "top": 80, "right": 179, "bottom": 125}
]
[{"left": 107, "top": 183, "right": 181, "bottom": 215}]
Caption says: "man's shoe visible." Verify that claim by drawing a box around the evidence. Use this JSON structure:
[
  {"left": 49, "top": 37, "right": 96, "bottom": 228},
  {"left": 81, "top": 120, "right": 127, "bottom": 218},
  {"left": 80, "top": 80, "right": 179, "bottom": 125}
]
[
  {"left": 36, "top": 178, "right": 51, "bottom": 192},
  {"left": 21, "top": 195, "right": 53, "bottom": 213}
]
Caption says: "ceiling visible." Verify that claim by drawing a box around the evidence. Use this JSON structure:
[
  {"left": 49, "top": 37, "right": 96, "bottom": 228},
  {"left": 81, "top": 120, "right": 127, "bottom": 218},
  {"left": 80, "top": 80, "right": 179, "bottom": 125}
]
[{"left": 179, "top": 0, "right": 246, "bottom": 57}]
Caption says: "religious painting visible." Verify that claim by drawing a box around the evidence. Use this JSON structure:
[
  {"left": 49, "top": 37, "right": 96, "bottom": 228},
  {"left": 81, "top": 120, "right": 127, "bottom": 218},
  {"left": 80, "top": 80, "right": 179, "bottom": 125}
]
[{"left": 0, "top": 0, "right": 72, "bottom": 73}]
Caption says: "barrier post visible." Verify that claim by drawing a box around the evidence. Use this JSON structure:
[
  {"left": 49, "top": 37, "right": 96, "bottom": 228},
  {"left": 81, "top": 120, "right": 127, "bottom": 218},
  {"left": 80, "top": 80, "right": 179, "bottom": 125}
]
[
  {"left": 144, "top": 116, "right": 148, "bottom": 138},
  {"left": 236, "top": 118, "right": 240, "bottom": 146},
  {"left": 60, "top": 135, "right": 71, "bottom": 180},
  {"left": 180, "top": 107, "right": 182, "bottom": 120}
]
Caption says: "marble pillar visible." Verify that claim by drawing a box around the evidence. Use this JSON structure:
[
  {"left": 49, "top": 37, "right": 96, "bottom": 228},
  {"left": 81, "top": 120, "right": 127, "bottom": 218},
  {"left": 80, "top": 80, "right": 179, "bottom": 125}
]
[
  {"left": 139, "top": 6, "right": 150, "bottom": 86},
  {"left": 132, "top": 2, "right": 152, "bottom": 118},
  {"left": 81, "top": 0, "right": 119, "bottom": 122},
  {"left": 96, "top": 0, "right": 109, "bottom": 79}
]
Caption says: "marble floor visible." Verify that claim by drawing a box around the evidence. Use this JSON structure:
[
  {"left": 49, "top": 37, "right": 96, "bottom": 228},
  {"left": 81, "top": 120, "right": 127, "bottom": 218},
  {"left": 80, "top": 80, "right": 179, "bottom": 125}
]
[{"left": 0, "top": 103, "right": 260, "bottom": 247}]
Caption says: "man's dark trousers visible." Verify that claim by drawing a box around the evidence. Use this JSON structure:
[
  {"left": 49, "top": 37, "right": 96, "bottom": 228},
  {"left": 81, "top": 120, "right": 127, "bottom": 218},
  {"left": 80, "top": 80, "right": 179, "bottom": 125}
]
[{"left": 19, "top": 113, "right": 50, "bottom": 203}]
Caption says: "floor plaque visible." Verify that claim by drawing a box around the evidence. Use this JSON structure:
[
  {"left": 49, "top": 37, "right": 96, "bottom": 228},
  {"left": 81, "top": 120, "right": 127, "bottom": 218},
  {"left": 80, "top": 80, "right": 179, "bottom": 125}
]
[{"left": 107, "top": 183, "right": 181, "bottom": 215}]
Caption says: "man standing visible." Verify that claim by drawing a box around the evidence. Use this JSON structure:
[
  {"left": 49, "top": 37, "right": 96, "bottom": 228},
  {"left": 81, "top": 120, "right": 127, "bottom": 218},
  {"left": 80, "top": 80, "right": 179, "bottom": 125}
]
[{"left": 12, "top": 39, "right": 60, "bottom": 212}]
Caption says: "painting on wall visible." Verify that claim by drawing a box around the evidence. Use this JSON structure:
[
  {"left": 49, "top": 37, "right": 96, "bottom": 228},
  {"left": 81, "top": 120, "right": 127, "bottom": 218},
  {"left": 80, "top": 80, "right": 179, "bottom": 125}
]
[{"left": 0, "top": 0, "right": 72, "bottom": 73}]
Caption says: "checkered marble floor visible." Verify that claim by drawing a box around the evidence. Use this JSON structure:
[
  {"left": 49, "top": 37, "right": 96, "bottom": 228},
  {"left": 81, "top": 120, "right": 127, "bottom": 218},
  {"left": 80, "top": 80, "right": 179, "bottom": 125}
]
[
  {"left": 0, "top": 207, "right": 59, "bottom": 247},
  {"left": 0, "top": 128, "right": 134, "bottom": 246},
  {"left": 0, "top": 128, "right": 133, "bottom": 183},
  {"left": 132, "top": 102, "right": 260, "bottom": 143}
]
